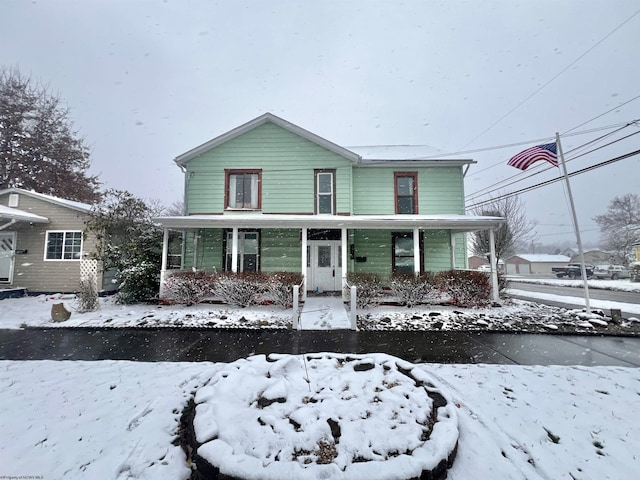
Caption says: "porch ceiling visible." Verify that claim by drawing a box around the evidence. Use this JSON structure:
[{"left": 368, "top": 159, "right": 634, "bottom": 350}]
[{"left": 154, "top": 213, "right": 505, "bottom": 232}]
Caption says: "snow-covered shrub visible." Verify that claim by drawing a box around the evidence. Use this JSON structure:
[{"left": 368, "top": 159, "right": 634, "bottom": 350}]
[
  {"left": 390, "top": 272, "right": 436, "bottom": 308},
  {"left": 85, "top": 190, "right": 164, "bottom": 305},
  {"left": 163, "top": 271, "right": 215, "bottom": 305},
  {"left": 75, "top": 278, "right": 100, "bottom": 313},
  {"left": 212, "top": 272, "right": 269, "bottom": 307},
  {"left": 264, "top": 272, "right": 304, "bottom": 308},
  {"left": 435, "top": 270, "right": 491, "bottom": 307},
  {"left": 116, "top": 260, "right": 160, "bottom": 304},
  {"left": 345, "top": 273, "right": 384, "bottom": 308}
]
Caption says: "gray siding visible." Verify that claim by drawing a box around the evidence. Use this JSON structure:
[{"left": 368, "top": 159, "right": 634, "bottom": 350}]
[{"left": 0, "top": 192, "right": 99, "bottom": 293}]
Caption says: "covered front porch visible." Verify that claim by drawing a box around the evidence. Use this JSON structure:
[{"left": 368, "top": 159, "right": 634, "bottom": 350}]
[{"left": 155, "top": 213, "right": 505, "bottom": 301}]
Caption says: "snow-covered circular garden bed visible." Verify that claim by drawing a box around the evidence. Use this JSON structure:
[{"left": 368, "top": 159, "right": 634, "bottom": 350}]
[{"left": 180, "top": 353, "right": 458, "bottom": 480}]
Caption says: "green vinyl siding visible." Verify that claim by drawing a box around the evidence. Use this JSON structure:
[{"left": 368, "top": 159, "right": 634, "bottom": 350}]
[
  {"left": 352, "top": 166, "right": 465, "bottom": 214},
  {"left": 261, "top": 229, "right": 301, "bottom": 272},
  {"left": 351, "top": 229, "right": 461, "bottom": 279},
  {"left": 424, "top": 230, "right": 455, "bottom": 272},
  {"left": 351, "top": 229, "right": 393, "bottom": 278},
  {"left": 185, "top": 123, "right": 353, "bottom": 214}
]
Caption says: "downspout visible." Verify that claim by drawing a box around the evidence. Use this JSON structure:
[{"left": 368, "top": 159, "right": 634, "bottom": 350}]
[{"left": 0, "top": 219, "right": 17, "bottom": 231}]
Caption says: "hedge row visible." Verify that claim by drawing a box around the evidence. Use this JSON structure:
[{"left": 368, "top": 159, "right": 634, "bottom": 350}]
[
  {"left": 347, "top": 270, "right": 500, "bottom": 308},
  {"left": 163, "top": 271, "right": 303, "bottom": 308},
  {"left": 165, "top": 270, "right": 501, "bottom": 309}
]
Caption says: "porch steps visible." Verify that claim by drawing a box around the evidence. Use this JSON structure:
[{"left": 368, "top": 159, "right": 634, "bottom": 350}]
[{"left": 299, "top": 296, "right": 351, "bottom": 330}]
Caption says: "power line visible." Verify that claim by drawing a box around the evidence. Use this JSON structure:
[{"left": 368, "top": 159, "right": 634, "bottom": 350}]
[
  {"left": 458, "top": 7, "right": 640, "bottom": 150},
  {"left": 463, "top": 118, "right": 639, "bottom": 178},
  {"left": 562, "top": 95, "right": 640, "bottom": 135},
  {"left": 465, "top": 126, "right": 640, "bottom": 202},
  {"left": 466, "top": 148, "right": 640, "bottom": 210}
]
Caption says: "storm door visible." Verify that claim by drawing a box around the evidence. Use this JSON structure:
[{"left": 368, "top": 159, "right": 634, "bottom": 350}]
[{"left": 0, "top": 232, "right": 16, "bottom": 284}]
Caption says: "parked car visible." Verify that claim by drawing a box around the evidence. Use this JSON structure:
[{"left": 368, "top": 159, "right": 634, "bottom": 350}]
[
  {"left": 551, "top": 263, "right": 595, "bottom": 279},
  {"left": 593, "top": 265, "right": 630, "bottom": 280},
  {"left": 477, "top": 264, "right": 492, "bottom": 272}
]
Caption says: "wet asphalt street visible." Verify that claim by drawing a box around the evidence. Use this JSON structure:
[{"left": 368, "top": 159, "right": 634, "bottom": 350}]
[{"left": 1, "top": 328, "right": 639, "bottom": 367}]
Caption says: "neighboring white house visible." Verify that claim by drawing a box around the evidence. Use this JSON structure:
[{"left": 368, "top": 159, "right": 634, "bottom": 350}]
[{"left": 505, "top": 254, "right": 570, "bottom": 275}]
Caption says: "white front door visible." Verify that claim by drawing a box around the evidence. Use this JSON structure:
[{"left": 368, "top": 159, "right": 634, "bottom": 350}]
[
  {"left": 307, "top": 240, "right": 342, "bottom": 292},
  {"left": 0, "top": 232, "right": 16, "bottom": 284}
]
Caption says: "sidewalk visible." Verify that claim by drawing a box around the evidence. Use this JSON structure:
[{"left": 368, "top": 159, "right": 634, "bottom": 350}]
[{"left": 298, "top": 296, "right": 352, "bottom": 330}]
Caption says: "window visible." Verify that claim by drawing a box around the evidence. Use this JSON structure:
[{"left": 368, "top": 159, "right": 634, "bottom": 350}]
[
  {"left": 392, "top": 232, "right": 423, "bottom": 274},
  {"left": 45, "top": 231, "right": 83, "bottom": 260},
  {"left": 225, "top": 169, "right": 261, "bottom": 209},
  {"left": 225, "top": 231, "right": 259, "bottom": 272},
  {"left": 395, "top": 172, "right": 418, "bottom": 214},
  {"left": 315, "top": 170, "right": 335, "bottom": 214}
]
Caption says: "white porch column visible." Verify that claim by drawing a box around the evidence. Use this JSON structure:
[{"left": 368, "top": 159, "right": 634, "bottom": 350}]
[
  {"left": 159, "top": 227, "right": 169, "bottom": 298},
  {"left": 192, "top": 231, "right": 199, "bottom": 272},
  {"left": 301, "top": 227, "right": 308, "bottom": 301},
  {"left": 341, "top": 227, "right": 348, "bottom": 298},
  {"left": 413, "top": 228, "right": 420, "bottom": 276},
  {"left": 449, "top": 231, "right": 456, "bottom": 269},
  {"left": 489, "top": 228, "right": 499, "bottom": 302},
  {"left": 231, "top": 227, "right": 239, "bottom": 273}
]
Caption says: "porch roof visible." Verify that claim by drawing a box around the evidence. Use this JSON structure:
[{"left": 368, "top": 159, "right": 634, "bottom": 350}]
[
  {"left": 0, "top": 204, "right": 49, "bottom": 224},
  {"left": 154, "top": 213, "right": 505, "bottom": 232}
]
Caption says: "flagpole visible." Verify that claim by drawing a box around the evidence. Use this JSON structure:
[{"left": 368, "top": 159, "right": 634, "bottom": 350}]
[{"left": 556, "top": 132, "right": 591, "bottom": 313}]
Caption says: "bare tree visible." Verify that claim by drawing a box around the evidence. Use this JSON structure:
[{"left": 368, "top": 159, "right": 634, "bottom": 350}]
[
  {"left": 469, "top": 195, "right": 536, "bottom": 263},
  {"left": 594, "top": 193, "right": 640, "bottom": 264},
  {"left": 0, "top": 67, "right": 100, "bottom": 203},
  {"left": 163, "top": 199, "right": 185, "bottom": 216}
]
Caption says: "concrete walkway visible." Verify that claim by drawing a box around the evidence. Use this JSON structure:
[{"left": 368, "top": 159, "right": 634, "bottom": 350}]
[{"left": 299, "top": 296, "right": 352, "bottom": 330}]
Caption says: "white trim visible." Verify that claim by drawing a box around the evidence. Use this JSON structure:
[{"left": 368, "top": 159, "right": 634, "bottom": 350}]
[
  {"left": 43, "top": 230, "right": 83, "bottom": 262},
  {"left": 154, "top": 213, "right": 505, "bottom": 232},
  {"left": 413, "top": 228, "right": 420, "bottom": 275}
]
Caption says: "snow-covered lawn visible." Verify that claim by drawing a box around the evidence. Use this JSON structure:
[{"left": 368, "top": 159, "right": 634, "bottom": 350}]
[
  {"left": 1, "top": 291, "right": 639, "bottom": 335},
  {"left": 1, "top": 359, "right": 638, "bottom": 480}
]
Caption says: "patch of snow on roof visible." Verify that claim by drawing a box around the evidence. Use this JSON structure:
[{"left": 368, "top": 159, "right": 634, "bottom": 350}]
[
  {"left": 0, "top": 188, "right": 92, "bottom": 212},
  {"left": 347, "top": 145, "right": 442, "bottom": 161},
  {"left": 513, "top": 254, "right": 570, "bottom": 263},
  {"left": 0, "top": 204, "right": 49, "bottom": 222}
]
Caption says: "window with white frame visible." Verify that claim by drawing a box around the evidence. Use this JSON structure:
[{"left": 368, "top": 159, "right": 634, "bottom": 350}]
[
  {"left": 225, "top": 169, "right": 261, "bottom": 209},
  {"left": 225, "top": 231, "right": 259, "bottom": 272},
  {"left": 45, "top": 231, "right": 83, "bottom": 260},
  {"left": 315, "top": 170, "right": 335, "bottom": 214}
]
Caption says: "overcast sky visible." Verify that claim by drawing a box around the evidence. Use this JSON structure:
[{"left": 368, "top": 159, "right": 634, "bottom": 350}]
[{"left": 2, "top": 0, "right": 639, "bottom": 246}]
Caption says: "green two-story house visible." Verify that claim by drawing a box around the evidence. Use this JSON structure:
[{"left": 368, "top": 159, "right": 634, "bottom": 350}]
[{"left": 155, "top": 113, "right": 504, "bottom": 299}]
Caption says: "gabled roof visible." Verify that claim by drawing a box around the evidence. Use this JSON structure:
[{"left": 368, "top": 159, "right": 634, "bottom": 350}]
[
  {"left": 175, "top": 113, "right": 361, "bottom": 166},
  {"left": 0, "top": 188, "right": 92, "bottom": 213}
]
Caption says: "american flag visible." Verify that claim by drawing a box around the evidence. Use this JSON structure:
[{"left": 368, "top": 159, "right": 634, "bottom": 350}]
[{"left": 507, "top": 142, "right": 558, "bottom": 170}]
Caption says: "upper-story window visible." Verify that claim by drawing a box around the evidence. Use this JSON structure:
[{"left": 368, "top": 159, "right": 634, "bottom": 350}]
[
  {"left": 315, "top": 169, "right": 335, "bottom": 215},
  {"left": 44, "top": 231, "right": 83, "bottom": 261},
  {"left": 395, "top": 172, "right": 418, "bottom": 214},
  {"left": 225, "top": 169, "right": 261, "bottom": 210}
]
